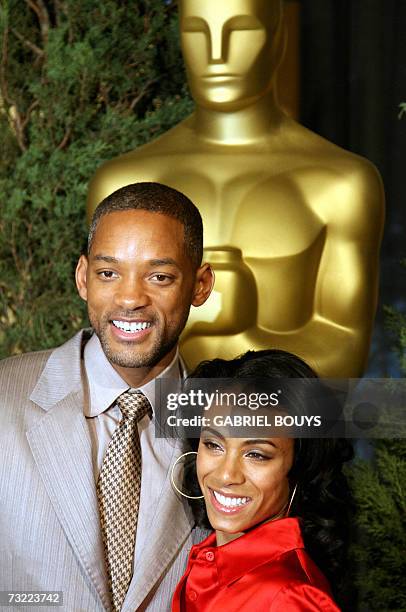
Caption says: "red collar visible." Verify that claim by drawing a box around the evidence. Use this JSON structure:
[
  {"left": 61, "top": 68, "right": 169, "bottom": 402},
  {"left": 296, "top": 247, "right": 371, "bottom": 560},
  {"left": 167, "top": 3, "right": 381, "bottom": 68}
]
[{"left": 189, "top": 517, "right": 304, "bottom": 586}]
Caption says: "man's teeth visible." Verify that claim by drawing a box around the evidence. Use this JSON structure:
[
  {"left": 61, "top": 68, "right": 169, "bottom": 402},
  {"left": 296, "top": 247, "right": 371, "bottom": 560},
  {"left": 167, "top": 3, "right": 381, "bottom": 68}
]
[
  {"left": 112, "top": 320, "right": 152, "bottom": 333},
  {"left": 213, "top": 490, "right": 250, "bottom": 508}
]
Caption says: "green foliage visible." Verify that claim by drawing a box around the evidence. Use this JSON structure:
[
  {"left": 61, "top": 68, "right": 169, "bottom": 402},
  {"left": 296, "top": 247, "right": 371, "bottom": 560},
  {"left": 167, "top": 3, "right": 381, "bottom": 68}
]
[
  {"left": 348, "top": 107, "right": 406, "bottom": 611},
  {"left": 349, "top": 440, "right": 406, "bottom": 610},
  {"left": 0, "top": 0, "right": 192, "bottom": 356},
  {"left": 384, "top": 258, "right": 406, "bottom": 373},
  {"left": 399, "top": 102, "right": 406, "bottom": 119}
]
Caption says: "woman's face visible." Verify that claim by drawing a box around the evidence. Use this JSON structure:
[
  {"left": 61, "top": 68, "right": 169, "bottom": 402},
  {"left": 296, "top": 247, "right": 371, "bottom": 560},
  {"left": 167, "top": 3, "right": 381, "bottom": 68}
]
[{"left": 197, "top": 427, "right": 294, "bottom": 543}]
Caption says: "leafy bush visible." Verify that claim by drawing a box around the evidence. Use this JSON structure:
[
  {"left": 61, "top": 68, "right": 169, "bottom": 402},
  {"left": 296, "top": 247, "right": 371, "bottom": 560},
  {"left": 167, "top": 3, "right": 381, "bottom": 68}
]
[
  {"left": 349, "top": 439, "right": 406, "bottom": 611},
  {"left": 0, "top": 0, "right": 191, "bottom": 356}
]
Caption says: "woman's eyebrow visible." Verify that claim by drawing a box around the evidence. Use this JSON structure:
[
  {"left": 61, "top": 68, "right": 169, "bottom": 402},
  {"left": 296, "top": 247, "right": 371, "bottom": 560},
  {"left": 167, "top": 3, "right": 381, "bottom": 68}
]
[
  {"left": 201, "top": 427, "right": 225, "bottom": 440},
  {"left": 243, "top": 439, "right": 277, "bottom": 448},
  {"left": 200, "top": 430, "right": 279, "bottom": 449}
]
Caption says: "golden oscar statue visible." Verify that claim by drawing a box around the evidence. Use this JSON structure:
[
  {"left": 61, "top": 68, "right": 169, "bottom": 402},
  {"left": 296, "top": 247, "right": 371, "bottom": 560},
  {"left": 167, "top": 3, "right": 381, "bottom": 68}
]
[{"left": 87, "top": 0, "right": 385, "bottom": 377}]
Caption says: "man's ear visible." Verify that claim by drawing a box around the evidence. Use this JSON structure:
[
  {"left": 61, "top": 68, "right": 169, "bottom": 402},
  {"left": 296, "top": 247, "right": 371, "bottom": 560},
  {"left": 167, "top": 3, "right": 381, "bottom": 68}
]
[
  {"left": 75, "top": 255, "right": 89, "bottom": 301},
  {"left": 192, "top": 263, "right": 215, "bottom": 307}
]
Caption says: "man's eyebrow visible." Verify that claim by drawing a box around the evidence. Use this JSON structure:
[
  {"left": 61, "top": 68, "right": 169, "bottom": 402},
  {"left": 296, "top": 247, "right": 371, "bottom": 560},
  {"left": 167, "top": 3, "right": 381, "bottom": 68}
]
[
  {"left": 92, "top": 254, "right": 119, "bottom": 263},
  {"left": 148, "top": 258, "right": 180, "bottom": 268},
  {"left": 90, "top": 255, "right": 180, "bottom": 268}
]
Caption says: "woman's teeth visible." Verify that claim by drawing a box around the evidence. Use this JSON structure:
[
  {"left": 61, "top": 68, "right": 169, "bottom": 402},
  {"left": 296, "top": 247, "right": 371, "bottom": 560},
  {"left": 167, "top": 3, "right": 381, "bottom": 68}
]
[
  {"left": 213, "top": 490, "right": 250, "bottom": 507},
  {"left": 112, "top": 320, "right": 151, "bottom": 333}
]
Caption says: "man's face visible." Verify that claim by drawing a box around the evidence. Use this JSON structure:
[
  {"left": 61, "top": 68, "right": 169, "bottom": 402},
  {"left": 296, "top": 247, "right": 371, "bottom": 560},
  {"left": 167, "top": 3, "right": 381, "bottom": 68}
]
[
  {"left": 180, "top": 0, "right": 282, "bottom": 110},
  {"left": 76, "top": 210, "right": 212, "bottom": 372}
]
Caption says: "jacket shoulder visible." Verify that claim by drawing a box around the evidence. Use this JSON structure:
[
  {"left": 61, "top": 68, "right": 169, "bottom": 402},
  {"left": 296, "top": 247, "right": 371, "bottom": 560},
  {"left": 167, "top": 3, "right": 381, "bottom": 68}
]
[
  {"left": 0, "top": 349, "right": 52, "bottom": 389},
  {"left": 0, "top": 349, "right": 54, "bottom": 429},
  {"left": 0, "top": 330, "right": 89, "bottom": 393}
]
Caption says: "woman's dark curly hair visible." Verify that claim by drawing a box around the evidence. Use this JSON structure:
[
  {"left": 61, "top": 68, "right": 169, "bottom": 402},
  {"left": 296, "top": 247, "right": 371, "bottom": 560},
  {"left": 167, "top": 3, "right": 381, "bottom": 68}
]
[{"left": 183, "top": 349, "right": 354, "bottom": 606}]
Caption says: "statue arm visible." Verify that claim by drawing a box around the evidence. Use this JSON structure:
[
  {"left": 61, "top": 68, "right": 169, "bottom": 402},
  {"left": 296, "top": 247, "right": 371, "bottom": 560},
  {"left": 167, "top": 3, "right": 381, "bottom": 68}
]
[{"left": 296, "top": 161, "right": 385, "bottom": 376}]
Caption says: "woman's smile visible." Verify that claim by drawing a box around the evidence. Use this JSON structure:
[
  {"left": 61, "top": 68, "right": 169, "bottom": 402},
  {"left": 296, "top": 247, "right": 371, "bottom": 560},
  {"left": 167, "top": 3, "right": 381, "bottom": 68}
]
[{"left": 209, "top": 487, "right": 253, "bottom": 513}]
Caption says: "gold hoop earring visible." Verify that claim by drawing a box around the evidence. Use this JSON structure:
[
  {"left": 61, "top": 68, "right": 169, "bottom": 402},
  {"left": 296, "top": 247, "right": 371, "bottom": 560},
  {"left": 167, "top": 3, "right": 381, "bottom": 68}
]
[
  {"left": 170, "top": 451, "right": 204, "bottom": 500},
  {"left": 286, "top": 483, "right": 298, "bottom": 516}
]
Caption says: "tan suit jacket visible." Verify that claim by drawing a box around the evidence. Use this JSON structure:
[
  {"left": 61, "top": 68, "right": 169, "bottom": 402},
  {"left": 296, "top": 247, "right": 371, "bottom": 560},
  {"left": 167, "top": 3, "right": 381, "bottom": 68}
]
[{"left": 0, "top": 330, "right": 204, "bottom": 611}]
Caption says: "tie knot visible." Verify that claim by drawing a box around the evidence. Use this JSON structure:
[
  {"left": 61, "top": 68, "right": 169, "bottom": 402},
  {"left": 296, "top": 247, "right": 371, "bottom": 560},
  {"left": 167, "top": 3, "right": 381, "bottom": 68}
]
[{"left": 116, "top": 391, "right": 152, "bottom": 423}]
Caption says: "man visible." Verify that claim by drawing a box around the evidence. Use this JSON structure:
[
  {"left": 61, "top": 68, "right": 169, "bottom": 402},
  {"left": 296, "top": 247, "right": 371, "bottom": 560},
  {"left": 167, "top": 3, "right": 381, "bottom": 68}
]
[{"left": 0, "top": 183, "right": 214, "bottom": 611}]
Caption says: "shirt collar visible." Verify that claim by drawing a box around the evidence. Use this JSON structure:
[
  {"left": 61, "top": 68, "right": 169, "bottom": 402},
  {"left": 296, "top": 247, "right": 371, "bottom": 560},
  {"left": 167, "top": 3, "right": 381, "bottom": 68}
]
[
  {"left": 83, "top": 332, "right": 182, "bottom": 417},
  {"left": 190, "top": 517, "right": 304, "bottom": 586}
]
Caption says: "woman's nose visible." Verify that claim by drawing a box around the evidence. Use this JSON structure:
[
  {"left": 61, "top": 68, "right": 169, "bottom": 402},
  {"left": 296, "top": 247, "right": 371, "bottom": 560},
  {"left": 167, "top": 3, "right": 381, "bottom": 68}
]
[{"left": 214, "top": 454, "right": 245, "bottom": 486}]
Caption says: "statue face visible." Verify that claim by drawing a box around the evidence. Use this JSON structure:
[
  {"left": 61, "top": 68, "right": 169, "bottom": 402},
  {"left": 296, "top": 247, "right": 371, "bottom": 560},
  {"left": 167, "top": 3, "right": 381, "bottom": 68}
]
[{"left": 179, "top": 0, "right": 282, "bottom": 111}]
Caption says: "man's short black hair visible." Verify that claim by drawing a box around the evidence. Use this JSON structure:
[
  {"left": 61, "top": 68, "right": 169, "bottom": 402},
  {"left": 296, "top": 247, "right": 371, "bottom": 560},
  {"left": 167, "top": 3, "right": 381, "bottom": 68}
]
[{"left": 88, "top": 182, "right": 203, "bottom": 269}]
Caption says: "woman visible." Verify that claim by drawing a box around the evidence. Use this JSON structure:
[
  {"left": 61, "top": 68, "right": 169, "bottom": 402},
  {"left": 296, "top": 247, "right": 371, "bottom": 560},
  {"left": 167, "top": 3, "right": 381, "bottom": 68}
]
[{"left": 171, "top": 350, "right": 353, "bottom": 611}]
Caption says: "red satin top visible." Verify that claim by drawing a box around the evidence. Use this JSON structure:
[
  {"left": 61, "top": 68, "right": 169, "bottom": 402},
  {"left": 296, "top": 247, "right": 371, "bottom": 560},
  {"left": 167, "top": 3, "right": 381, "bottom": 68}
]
[{"left": 172, "top": 518, "right": 340, "bottom": 611}]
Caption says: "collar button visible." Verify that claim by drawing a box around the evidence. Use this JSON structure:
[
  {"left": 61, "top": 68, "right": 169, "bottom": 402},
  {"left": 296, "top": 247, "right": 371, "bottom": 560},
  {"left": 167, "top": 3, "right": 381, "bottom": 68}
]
[{"left": 205, "top": 551, "right": 215, "bottom": 562}]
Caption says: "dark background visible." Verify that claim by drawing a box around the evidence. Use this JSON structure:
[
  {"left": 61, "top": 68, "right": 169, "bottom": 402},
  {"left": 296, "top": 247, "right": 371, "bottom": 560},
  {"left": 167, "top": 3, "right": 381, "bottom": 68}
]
[{"left": 299, "top": 0, "right": 406, "bottom": 376}]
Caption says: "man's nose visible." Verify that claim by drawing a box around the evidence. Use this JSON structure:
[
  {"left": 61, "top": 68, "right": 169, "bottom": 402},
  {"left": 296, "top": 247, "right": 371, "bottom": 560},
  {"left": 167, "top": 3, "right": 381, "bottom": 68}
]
[{"left": 114, "top": 279, "right": 150, "bottom": 310}]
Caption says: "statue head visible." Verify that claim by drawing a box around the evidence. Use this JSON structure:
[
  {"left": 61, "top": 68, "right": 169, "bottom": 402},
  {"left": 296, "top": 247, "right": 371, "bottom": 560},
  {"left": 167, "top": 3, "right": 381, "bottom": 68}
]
[{"left": 179, "top": 0, "right": 284, "bottom": 111}]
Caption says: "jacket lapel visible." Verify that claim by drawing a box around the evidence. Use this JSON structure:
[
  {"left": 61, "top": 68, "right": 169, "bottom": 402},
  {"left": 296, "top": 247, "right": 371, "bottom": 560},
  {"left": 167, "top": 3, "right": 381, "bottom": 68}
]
[{"left": 27, "top": 331, "right": 110, "bottom": 610}]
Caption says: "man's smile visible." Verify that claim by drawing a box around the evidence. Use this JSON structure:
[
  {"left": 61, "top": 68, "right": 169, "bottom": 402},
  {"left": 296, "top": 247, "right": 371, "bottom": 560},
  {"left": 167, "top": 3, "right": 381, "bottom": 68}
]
[
  {"left": 112, "top": 320, "right": 152, "bottom": 333},
  {"left": 110, "top": 319, "right": 154, "bottom": 341}
]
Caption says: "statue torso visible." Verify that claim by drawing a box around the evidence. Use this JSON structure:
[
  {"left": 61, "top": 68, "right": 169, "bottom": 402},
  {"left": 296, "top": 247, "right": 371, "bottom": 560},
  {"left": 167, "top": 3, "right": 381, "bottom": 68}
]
[
  {"left": 88, "top": 115, "right": 378, "bottom": 370},
  {"left": 156, "top": 151, "right": 326, "bottom": 331}
]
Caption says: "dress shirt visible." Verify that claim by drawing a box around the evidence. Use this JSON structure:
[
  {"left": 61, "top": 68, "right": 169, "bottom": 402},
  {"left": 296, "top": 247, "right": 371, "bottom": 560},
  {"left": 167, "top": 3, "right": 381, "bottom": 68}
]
[
  {"left": 172, "top": 517, "right": 340, "bottom": 611},
  {"left": 83, "top": 333, "right": 183, "bottom": 564}
]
